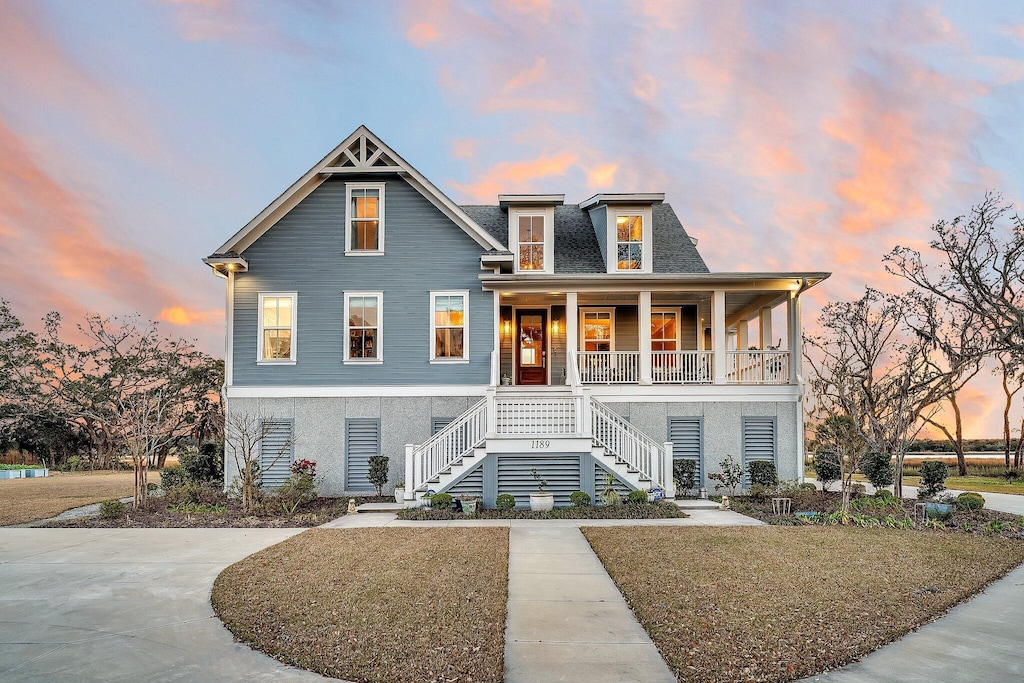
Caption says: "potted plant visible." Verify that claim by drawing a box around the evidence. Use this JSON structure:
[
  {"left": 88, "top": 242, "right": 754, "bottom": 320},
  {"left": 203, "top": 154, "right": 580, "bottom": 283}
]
[
  {"left": 529, "top": 468, "right": 554, "bottom": 511},
  {"left": 460, "top": 492, "right": 480, "bottom": 514},
  {"left": 394, "top": 481, "right": 405, "bottom": 504},
  {"left": 420, "top": 491, "right": 435, "bottom": 508}
]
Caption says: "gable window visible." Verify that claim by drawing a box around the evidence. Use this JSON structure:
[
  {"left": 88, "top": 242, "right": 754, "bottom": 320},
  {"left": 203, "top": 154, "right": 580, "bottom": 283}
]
[
  {"left": 431, "top": 291, "right": 469, "bottom": 362},
  {"left": 344, "top": 292, "right": 382, "bottom": 362},
  {"left": 581, "top": 309, "right": 614, "bottom": 351},
  {"left": 257, "top": 293, "right": 297, "bottom": 363},
  {"left": 616, "top": 214, "right": 643, "bottom": 270},
  {"left": 518, "top": 215, "right": 545, "bottom": 271},
  {"left": 345, "top": 183, "right": 385, "bottom": 254}
]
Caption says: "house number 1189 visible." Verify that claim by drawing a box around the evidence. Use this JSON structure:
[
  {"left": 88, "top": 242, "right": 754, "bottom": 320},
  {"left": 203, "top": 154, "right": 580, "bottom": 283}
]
[{"left": 531, "top": 440, "right": 551, "bottom": 449}]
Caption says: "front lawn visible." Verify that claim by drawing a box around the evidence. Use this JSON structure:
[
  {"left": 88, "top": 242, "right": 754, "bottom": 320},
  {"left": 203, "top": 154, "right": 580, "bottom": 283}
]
[
  {"left": 583, "top": 526, "right": 1024, "bottom": 683},
  {"left": 212, "top": 528, "right": 508, "bottom": 683},
  {"left": 0, "top": 470, "right": 149, "bottom": 526}
]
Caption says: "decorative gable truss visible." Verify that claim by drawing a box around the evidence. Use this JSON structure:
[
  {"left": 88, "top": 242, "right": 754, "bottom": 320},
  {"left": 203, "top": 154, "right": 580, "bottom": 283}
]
[{"left": 323, "top": 134, "right": 404, "bottom": 173}]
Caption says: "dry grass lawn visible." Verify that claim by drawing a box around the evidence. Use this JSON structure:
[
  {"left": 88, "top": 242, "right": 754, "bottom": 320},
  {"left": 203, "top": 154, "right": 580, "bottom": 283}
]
[
  {"left": 583, "top": 526, "right": 1024, "bottom": 682},
  {"left": 0, "top": 470, "right": 153, "bottom": 526},
  {"left": 212, "top": 528, "right": 509, "bottom": 683}
]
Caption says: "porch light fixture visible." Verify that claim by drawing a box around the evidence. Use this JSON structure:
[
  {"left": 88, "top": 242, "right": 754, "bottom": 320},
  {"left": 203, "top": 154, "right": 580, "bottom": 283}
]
[
  {"left": 502, "top": 318, "right": 512, "bottom": 338},
  {"left": 552, "top": 319, "right": 560, "bottom": 336}
]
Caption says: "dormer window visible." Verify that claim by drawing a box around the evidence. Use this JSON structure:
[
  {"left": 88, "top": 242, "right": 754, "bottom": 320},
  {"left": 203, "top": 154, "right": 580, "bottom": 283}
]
[
  {"left": 346, "top": 182, "right": 385, "bottom": 254},
  {"left": 616, "top": 214, "right": 643, "bottom": 270},
  {"left": 518, "top": 215, "right": 545, "bottom": 271}
]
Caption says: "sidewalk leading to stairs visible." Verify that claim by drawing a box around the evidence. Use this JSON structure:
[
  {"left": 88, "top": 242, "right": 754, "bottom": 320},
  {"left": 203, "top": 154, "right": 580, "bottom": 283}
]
[{"left": 503, "top": 526, "right": 675, "bottom": 683}]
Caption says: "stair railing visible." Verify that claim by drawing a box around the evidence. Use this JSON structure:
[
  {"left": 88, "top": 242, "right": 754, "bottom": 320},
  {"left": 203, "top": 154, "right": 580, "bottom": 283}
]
[
  {"left": 407, "top": 397, "right": 488, "bottom": 492},
  {"left": 589, "top": 396, "right": 665, "bottom": 489}
]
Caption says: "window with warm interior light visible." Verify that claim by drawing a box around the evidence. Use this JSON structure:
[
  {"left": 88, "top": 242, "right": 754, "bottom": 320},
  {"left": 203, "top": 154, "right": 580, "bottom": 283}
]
[
  {"left": 345, "top": 292, "right": 381, "bottom": 361},
  {"left": 581, "top": 309, "right": 614, "bottom": 351},
  {"left": 258, "top": 293, "right": 296, "bottom": 363},
  {"left": 651, "top": 309, "right": 680, "bottom": 351},
  {"left": 616, "top": 214, "right": 643, "bottom": 270},
  {"left": 346, "top": 183, "right": 385, "bottom": 253},
  {"left": 517, "top": 214, "right": 545, "bottom": 271},
  {"left": 431, "top": 291, "right": 468, "bottom": 361}
]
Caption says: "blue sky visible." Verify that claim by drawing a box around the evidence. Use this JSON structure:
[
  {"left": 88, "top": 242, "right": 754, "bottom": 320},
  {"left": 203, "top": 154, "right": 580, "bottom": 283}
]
[{"left": 1, "top": 0, "right": 1022, "bottom": 436}]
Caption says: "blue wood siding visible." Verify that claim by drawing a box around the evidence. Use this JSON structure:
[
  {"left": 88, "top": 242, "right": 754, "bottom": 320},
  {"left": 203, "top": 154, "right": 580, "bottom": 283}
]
[{"left": 233, "top": 174, "right": 493, "bottom": 386}]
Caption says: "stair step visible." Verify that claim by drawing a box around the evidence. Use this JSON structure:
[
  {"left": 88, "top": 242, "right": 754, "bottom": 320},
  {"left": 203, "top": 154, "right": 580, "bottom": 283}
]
[{"left": 356, "top": 502, "right": 403, "bottom": 513}]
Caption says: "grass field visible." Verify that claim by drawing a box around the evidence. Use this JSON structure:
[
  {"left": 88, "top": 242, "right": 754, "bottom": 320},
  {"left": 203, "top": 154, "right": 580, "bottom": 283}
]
[
  {"left": 212, "top": 528, "right": 509, "bottom": 683},
  {"left": 584, "top": 526, "right": 1024, "bottom": 682},
  {"left": 0, "top": 470, "right": 159, "bottom": 526}
]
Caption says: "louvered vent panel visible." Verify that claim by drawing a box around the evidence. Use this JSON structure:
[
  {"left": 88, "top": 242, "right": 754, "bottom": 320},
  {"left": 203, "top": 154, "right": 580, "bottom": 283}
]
[
  {"left": 345, "top": 419, "right": 380, "bottom": 491},
  {"left": 497, "top": 455, "right": 582, "bottom": 508},
  {"left": 259, "top": 420, "right": 294, "bottom": 489}
]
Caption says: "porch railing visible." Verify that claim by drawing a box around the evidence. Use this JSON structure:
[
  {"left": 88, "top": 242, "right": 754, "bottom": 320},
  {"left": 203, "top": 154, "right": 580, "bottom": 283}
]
[
  {"left": 651, "top": 350, "right": 714, "bottom": 384},
  {"left": 576, "top": 351, "right": 640, "bottom": 383},
  {"left": 494, "top": 394, "right": 583, "bottom": 435},
  {"left": 726, "top": 350, "right": 790, "bottom": 384}
]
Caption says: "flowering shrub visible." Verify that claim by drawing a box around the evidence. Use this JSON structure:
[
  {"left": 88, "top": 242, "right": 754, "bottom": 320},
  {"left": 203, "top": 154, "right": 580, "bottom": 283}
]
[{"left": 291, "top": 459, "right": 317, "bottom": 477}]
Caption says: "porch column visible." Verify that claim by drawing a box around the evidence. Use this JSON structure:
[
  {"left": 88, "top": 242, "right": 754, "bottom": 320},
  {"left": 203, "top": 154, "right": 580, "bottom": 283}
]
[
  {"left": 759, "top": 307, "right": 773, "bottom": 349},
  {"left": 492, "top": 291, "right": 501, "bottom": 386},
  {"left": 638, "top": 290, "right": 652, "bottom": 385},
  {"left": 565, "top": 291, "right": 578, "bottom": 385},
  {"left": 787, "top": 291, "right": 802, "bottom": 385},
  {"left": 712, "top": 289, "right": 727, "bottom": 384},
  {"left": 737, "top": 320, "right": 749, "bottom": 351}
]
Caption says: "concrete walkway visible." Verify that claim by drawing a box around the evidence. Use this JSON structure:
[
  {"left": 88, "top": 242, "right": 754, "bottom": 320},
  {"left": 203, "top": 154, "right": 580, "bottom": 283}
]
[
  {"left": 319, "top": 507, "right": 764, "bottom": 528},
  {"left": 504, "top": 526, "right": 675, "bottom": 683},
  {"left": 0, "top": 528, "right": 330, "bottom": 682},
  {"left": 802, "top": 561, "right": 1024, "bottom": 682}
]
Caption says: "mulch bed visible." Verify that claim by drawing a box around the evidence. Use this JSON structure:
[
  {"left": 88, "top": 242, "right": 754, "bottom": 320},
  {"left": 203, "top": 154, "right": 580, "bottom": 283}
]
[
  {"left": 212, "top": 528, "right": 508, "bottom": 683},
  {"left": 397, "top": 501, "right": 686, "bottom": 521},
  {"left": 44, "top": 496, "right": 390, "bottom": 528},
  {"left": 731, "top": 491, "right": 1024, "bottom": 540},
  {"left": 583, "top": 526, "right": 1024, "bottom": 683}
]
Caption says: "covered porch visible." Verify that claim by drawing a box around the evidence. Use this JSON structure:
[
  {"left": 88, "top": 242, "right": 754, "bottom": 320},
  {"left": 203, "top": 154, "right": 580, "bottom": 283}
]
[{"left": 483, "top": 273, "right": 827, "bottom": 388}]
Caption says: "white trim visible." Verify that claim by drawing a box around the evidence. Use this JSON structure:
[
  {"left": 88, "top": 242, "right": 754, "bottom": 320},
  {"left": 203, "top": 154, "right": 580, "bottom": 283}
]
[
  {"left": 214, "top": 125, "right": 506, "bottom": 255},
  {"left": 579, "top": 193, "right": 665, "bottom": 209},
  {"left": 429, "top": 290, "right": 470, "bottom": 361},
  {"left": 225, "top": 270, "right": 235, "bottom": 384},
  {"left": 345, "top": 182, "right": 386, "bottom": 255},
  {"left": 256, "top": 292, "right": 297, "bottom": 364},
  {"left": 580, "top": 307, "right": 616, "bottom": 352},
  {"left": 610, "top": 206, "right": 653, "bottom": 274},
  {"left": 344, "top": 291, "right": 383, "bottom": 363},
  {"left": 510, "top": 206, "right": 555, "bottom": 275},
  {"left": 226, "top": 385, "right": 490, "bottom": 398}
]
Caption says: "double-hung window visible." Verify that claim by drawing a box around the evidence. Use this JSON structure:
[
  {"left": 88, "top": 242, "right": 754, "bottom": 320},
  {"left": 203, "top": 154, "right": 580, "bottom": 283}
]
[
  {"left": 651, "top": 309, "right": 680, "bottom": 351},
  {"left": 431, "top": 291, "right": 469, "bottom": 362},
  {"left": 257, "top": 293, "right": 297, "bottom": 363},
  {"left": 616, "top": 214, "right": 643, "bottom": 270},
  {"left": 517, "top": 215, "right": 545, "bottom": 271},
  {"left": 346, "top": 182, "right": 385, "bottom": 254},
  {"left": 581, "top": 309, "right": 614, "bottom": 351},
  {"left": 344, "top": 292, "right": 382, "bottom": 362}
]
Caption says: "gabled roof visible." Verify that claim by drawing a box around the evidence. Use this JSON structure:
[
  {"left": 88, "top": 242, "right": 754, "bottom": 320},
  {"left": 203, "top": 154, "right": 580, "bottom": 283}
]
[
  {"left": 460, "top": 203, "right": 709, "bottom": 274},
  {"left": 211, "top": 125, "right": 505, "bottom": 256}
]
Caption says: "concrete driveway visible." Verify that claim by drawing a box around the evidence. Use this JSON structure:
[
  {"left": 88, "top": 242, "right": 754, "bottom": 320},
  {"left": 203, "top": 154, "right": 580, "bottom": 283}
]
[{"left": 0, "top": 528, "right": 330, "bottom": 682}]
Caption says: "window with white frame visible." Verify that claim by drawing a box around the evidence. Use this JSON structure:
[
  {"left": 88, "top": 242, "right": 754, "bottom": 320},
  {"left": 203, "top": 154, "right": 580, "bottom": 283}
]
[
  {"left": 346, "top": 183, "right": 385, "bottom": 253},
  {"left": 431, "top": 291, "right": 468, "bottom": 361},
  {"left": 581, "top": 309, "right": 614, "bottom": 351},
  {"left": 616, "top": 214, "right": 643, "bottom": 270},
  {"left": 258, "top": 293, "right": 297, "bottom": 363},
  {"left": 517, "top": 214, "right": 545, "bottom": 271},
  {"left": 651, "top": 309, "right": 680, "bottom": 351},
  {"left": 345, "top": 292, "right": 382, "bottom": 361}
]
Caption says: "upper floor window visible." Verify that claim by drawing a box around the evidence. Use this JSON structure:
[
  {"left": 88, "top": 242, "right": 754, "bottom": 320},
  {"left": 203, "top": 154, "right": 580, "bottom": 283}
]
[
  {"left": 518, "top": 214, "right": 545, "bottom": 271},
  {"left": 346, "top": 183, "right": 385, "bottom": 254},
  {"left": 258, "top": 293, "right": 297, "bottom": 363},
  {"left": 345, "top": 292, "right": 382, "bottom": 362},
  {"left": 431, "top": 291, "right": 469, "bottom": 362},
  {"left": 616, "top": 214, "right": 643, "bottom": 270}
]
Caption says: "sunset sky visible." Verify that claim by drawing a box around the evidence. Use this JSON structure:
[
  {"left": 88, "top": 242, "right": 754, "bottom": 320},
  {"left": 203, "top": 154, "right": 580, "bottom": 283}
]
[{"left": 1, "top": 0, "right": 1023, "bottom": 437}]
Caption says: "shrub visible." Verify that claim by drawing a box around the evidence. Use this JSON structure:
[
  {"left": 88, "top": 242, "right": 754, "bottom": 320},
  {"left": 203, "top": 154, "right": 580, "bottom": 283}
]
[
  {"left": 797, "top": 482, "right": 818, "bottom": 492},
  {"left": 160, "top": 465, "right": 187, "bottom": 490},
  {"left": 180, "top": 442, "right": 224, "bottom": 485},
  {"left": 860, "top": 451, "right": 895, "bottom": 490},
  {"left": 146, "top": 482, "right": 158, "bottom": 493},
  {"left": 813, "top": 450, "right": 841, "bottom": 491},
  {"left": 708, "top": 454, "right": 744, "bottom": 495},
  {"left": 672, "top": 459, "right": 698, "bottom": 493},
  {"left": 874, "top": 489, "right": 895, "bottom": 501},
  {"left": 99, "top": 499, "right": 126, "bottom": 519},
  {"left": 569, "top": 491, "right": 591, "bottom": 507},
  {"left": 627, "top": 489, "right": 649, "bottom": 504},
  {"left": 917, "top": 461, "right": 949, "bottom": 499},
  {"left": 600, "top": 471, "right": 621, "bottom": 507},
  {"left": 956, "top": 492, "right": 985, "bottom": 511},
  {"left": 1002, "top": 469, "right": 1021, "bottom": 482},
  {"left": 367, "top": 455, "right": 389, "bottom": 496},
  {"left": 747, "top": 460, "right": 778, "bottom": 488},
  {"left": 747, "top": 483, "right": 771, "bottom": 501},
  {"left": 275, "top": 470, "right": 318, "bottom": 515},
  {"left": 164, "top": 481, "right": 223, "bottom": 507},
  {"left": 496, "top": 493, "right": 516, "bottom": 511},
  {"left": 66, "top": 455, "right": 87, "bottom": 471},
  {"left": 431, "top": 492, "right": 453, "bottom": 510},
  {"left": 849, "top": 483, "right": 867, "bottom": 498}
]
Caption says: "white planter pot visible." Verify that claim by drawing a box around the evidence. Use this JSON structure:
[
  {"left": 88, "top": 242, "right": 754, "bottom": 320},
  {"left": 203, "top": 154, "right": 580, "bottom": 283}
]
[
  {"left": 529, "top": 492, "right": 554, "bottom": 512},
  {"left": 394, "top": 488, "right": 405, "bottom": 504}
]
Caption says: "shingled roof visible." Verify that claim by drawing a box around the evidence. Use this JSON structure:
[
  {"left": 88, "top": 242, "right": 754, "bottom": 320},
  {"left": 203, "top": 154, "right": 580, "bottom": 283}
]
[{"left": 460, "top": 203, "right": 709, "bottom": 274}]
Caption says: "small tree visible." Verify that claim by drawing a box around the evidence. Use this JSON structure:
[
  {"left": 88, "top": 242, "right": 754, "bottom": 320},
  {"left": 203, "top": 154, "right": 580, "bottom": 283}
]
[
  {"left": 224, "top": 411, "right": 294, "bottom": 513},
  {"left": 917, "top": 461, "right": 949, "bottom": 499},
  {"left": 367, "top": 455, "right": 389, "bottom": 496},
  {"left": 813, "top": 450, "right": 841, "bottom": 493},
  {"left": 815, "top": 415, "right": 868, "bottom": 514},
  {"left": 708, "top": 454, "right": 743, "bottom": 496},
  {"left": 672, "top": 459, "right": 698, "bottom": 495},
  {"left": 860, "top": 452, "right": 895, "bottom": 491}
]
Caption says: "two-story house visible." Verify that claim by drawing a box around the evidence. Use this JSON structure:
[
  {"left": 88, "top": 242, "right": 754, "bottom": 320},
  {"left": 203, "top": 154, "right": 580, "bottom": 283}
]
[{"left": 205, "top": 126, "right": 829, "bottom": 506}]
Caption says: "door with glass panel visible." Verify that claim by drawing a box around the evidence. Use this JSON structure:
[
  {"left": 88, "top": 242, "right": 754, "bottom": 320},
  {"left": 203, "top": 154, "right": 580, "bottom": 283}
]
[{"left": 515, "top": 309, "right": 547, "bottom": 385}]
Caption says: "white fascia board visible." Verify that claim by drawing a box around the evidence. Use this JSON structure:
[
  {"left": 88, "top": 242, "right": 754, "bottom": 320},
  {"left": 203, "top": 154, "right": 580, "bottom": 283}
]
[
  {"left": 579, "top": 193, "right": 666, "bottom": 209},
  {"left": 226, "top": 385, "right": 490, "bottom": 398},
  {"left": 498, "top": 194, "right": 565, "bottom": 207}
]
